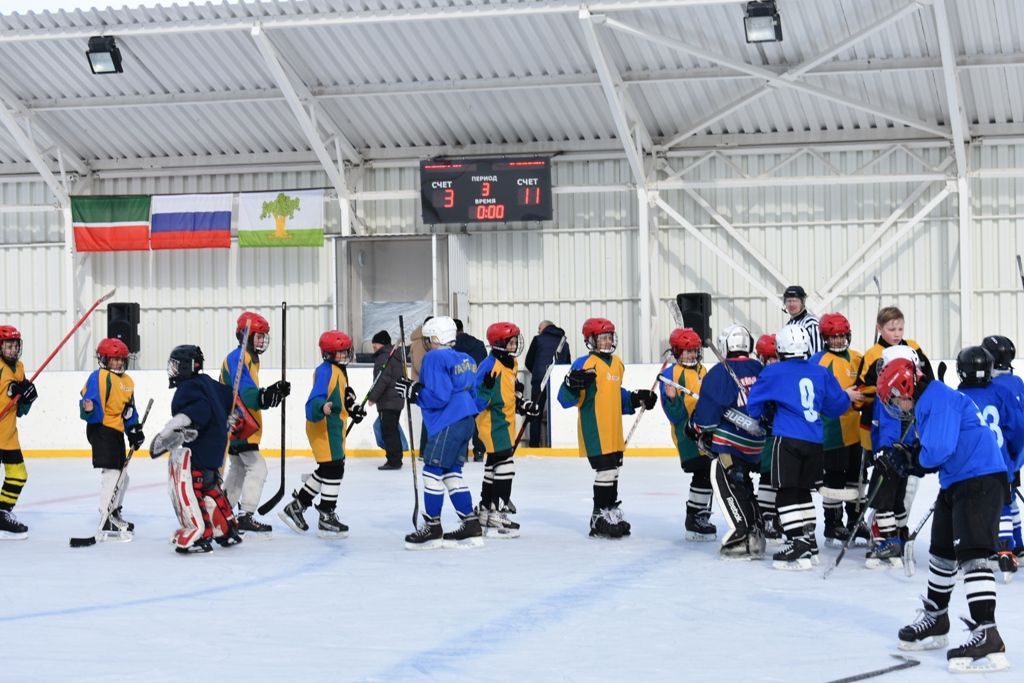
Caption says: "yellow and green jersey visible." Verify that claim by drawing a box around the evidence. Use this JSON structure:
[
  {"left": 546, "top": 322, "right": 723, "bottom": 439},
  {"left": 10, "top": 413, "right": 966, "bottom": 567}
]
[
  {"left": 80, "top": 369, "right": 138, "bottom": 432},
  {"left": 811, "top": 348, "right": 862, "bottom": 449},
  {"left": 0, "top": 360, "right": 27, "bottom": 450},
  {"left": 659, "top": 363, "right": 707, "bottom": 462},
  {"left": 557, "top": 353, "right": 634, "bottom": 457},
  {"left": 305, "top": 361, "right": 349, "bottom": 463},
  {"left": 220, "top": 347, "right": 263, "bottom": 448},
  {"left": 475, "top": 353, "right": 518, "bottom": 454}
]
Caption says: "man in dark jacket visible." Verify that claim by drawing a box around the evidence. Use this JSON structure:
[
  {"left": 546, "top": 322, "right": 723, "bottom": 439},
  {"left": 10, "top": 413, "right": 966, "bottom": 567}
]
[
  {"left": 453, "top": 319, "right": 488, "bottom": 460},
  {"left": 524, "top": 321, "right": 572, "bottom": 447},
  {"left": 367, "top": 330, "right": 406, "bottom": 470}
]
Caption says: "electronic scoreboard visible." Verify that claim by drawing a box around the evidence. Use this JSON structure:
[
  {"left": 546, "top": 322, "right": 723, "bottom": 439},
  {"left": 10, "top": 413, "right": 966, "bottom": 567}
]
[{"left": 420, "top": 157, "right": 552, "bottom": 224}]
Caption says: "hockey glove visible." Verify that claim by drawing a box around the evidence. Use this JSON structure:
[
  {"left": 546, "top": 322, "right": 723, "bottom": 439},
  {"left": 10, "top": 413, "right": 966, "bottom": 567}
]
[
  {"left": 395, "top": 377, "right": 422, "bottom": 404},
  {"left": 516, "top": 399, "right": 541, "bottom": 417},
  {"left": 348, "top": 403, "right": 367, "bottom": 424},
  {"left": 258, "top": 380, "right": 290, "bottom": 409},
  {"left": 482, "top": 371, "right": 498, "bottom": 389},
  {"left": 683, "top": 419, "right": 700, "bottom": 442},
  {"left": 873, "top": 447, "right": 909, "bottom": 478},
  {"left": 630, "top": 389, "right": 657, "bottom": 411},
  {"left": 10, "top": 380, "right": 37, "bottom": 406},
  {"left": 563, "top": 368, "right": 596, "bottom": 392},
  {"left": 125, "top": 424, "right": 145, "bottom": 450},
  {"left": 515, "top": 380, "right": 525, "bottom": 398},
  {"left": 344, "top": 386, "right": 358, "bottom": 410},
  {"left": 697, "top": 430, "right": 714, "bottom": 458}
]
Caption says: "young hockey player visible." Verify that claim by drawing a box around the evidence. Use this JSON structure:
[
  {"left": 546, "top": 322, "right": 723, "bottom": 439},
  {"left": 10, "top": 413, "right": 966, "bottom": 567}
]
[
  {"left": 954, "top": 345, "right": 1024, "bottom": 579},
  {"left": 747, "top": 326, "right": 850, "bottom": 570},
  {"left": 857, "top": 307, "right": 933, "bottom": 565},
  {"left": 279, "top": 331, "right": 364, "bottom": 539},
  {"left": 810, "top": 313, "right": 866, "bottom": 546},
  {"left": 690, "top": 324, "right": 764, "bottom": 558},
  {"left": 877, "top": 358, "right": 1010, "bottom": 673},
  {"left": 220, "top": 311, "right": 290, "bottom": 536},
  {"left": 475, "top": 322, "right": 534, "bottom": 538},
  {"left": 79, "top": 338, "right": 144, "bottom": 539},
  {"left": 983, "top": 335, "right": 1024, "bottom": 559},
  {"left": 659, "top": 327, "right": 714, "bottom": 541},
  {"left": 0, "top": 325, "right": 36, "bottom": 539},
  {"left": 558, "top": 317, "right": 656, "bottom": 539},
  {"left": 150, "top": 345, "right": 241, "bottom": 554},
  {"left": 754, "top": 334, "right": 782, "bottom": 541},
  {"left": 396, "top": 316, "right": 483, "bottom": 549}
]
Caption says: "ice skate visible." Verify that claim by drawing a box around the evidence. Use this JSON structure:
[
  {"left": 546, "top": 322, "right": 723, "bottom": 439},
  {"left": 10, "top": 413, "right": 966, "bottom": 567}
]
[
  {"left": 483, "top": 504, "right": 520, "bottom": 539},
  {"left": 278, "top": 495, "right": 309, "bottom": 534},
  {"left": 946, "top": 618, "right": 1009, "bottom": 673},
  {"left": 442, "top": 513, "right": 483, "bottom": 549},
  {"left": 772, "top": 536, "right": 814, "bottom": 571},
  {"left": 590, "top": 508, "right": 624, "bottom": 540},
  {"left": 865, "top": 536, "right": 903, "bottom": 569},
  {"left": 0, "top": 509, "right": 28, "bottom": 540},
  {"left": 237, "top": 511, "right": 273, "bottom": 538},
  {"left": 685, "top": 509, "right": 717, "bottom": 541},
  {"left": 405, "top": 515, "right": 442, "bottom": 550},
  {"left": 316, "top": 506, "right": 349, "bottom": 539},
  {"left": 897, "top": 596, "right": 949, "bottom": 651}
]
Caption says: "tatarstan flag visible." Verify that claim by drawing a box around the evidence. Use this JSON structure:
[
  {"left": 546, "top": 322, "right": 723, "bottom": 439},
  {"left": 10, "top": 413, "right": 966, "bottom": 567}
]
[{"left": 71, "top": 195, "right": 151, "bottom": 252}]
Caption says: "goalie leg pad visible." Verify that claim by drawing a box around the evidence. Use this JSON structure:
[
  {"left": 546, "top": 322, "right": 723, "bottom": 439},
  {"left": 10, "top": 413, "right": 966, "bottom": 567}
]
[
  {"left": 712, "top": 457, "right": 757, "bottom": 546},
  {"left": 168, "top": 450, "right": 206, "bottom": 550}
]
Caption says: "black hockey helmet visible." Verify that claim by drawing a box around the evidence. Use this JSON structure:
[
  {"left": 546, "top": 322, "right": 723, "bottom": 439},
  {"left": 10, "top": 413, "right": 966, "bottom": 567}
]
[
  {"left": 981, "top": 335, "right": 1016, "bottom": 372},
  {"left": 168, "top": 344, "right": 204, "bottom": 387},
  {"left": 956, "top": 345, "right": 993, "bottom": 388}
]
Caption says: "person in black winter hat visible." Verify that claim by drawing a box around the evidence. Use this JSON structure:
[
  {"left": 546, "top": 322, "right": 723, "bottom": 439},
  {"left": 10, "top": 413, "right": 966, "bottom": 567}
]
[{"left": 368, "top": 330, "right": 405, "bottom": 470}]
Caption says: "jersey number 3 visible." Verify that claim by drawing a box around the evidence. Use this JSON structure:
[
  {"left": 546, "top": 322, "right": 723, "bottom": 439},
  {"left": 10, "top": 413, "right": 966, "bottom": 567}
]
[{"left": 979, "top": 406, "right": 1004, "bottom": 448}]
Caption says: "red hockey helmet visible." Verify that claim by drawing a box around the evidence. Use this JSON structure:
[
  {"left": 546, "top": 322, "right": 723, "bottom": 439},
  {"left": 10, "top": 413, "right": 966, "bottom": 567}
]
[
  {"left": 97, "top": 337, "right": 130, "bottom": 374},
  {"left": 669, "top": 327, "right": 702, "bottom": 366},
  {"left": 486, "top": 322, "right": 524, "bottom": 357},
  {"left": 236, "top": 311, "right": 270, "bottom": 354},
  {"left": 820, "top": 312, "right": 852, "bottom": 352},
  {"left": 755, "top": 334, "right": 777, "bottom": 363},
  {"left": 877, "top": 358, "right": 918, "bottom": 420},
  {"left": 583, "top": 317, "right": 617, "bottom": 354},
  {"left": 319, "top": 330, "right": 353, "bottom": 365},
  {"left": 0, "top": 325, "right": 22, "bottom": 361}
]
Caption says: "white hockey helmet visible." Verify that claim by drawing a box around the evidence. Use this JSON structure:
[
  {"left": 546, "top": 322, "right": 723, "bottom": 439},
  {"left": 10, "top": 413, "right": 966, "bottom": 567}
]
[
  {"left": 718, "top": 324, "right": 753, "bottom": 357},
  {"left": 422, "top": 316, "right": 458, "bottom": 348},
  {"left": 881, "top": 344, "right": 920, "bottom": 368},
  {"left": 776, "top": 325, "right": 811, "bottom": 360}
]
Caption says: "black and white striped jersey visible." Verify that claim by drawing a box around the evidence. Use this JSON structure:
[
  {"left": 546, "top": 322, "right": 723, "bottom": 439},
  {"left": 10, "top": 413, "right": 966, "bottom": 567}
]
[{"left": 785, "top": 310, "right": 823, "bottom": 354}]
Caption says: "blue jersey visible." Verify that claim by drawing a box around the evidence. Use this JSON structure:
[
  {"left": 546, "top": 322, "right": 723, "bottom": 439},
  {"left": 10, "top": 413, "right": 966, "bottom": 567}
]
[
  {"left": 992, "top": 372, "right": 1024, "bottom": 412},
  {"left": 692, "top": 356, "right": 764, "bottom": 463},
  {"left": 871, "top": 397, "right": 917, "bottom": 450},
  {"left": 170, "top": 374, "right": 234, "bottom": 470},
  {"left": 915, "top": 380, "right": 1006, "bottom": 489},
  {"left": 747, "top": 359, "right": 850, "bottom": 443},
  {"left": 418, "top": 347, "right": 479, "bottom": 436},
  {"left": 958, "top": 382, "right": 1024, "bottom": 475}
]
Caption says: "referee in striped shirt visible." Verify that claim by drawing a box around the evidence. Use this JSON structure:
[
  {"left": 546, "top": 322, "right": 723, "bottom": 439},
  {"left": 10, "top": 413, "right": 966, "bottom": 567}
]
[{"left": 782, "top": 285, "right": 823, "bottom": 354}]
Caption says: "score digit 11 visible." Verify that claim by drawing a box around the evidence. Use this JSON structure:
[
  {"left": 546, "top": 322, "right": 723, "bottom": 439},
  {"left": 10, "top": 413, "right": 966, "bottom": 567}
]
[{"left": 518, "top": 186, "right": 542, "bottom": 205}]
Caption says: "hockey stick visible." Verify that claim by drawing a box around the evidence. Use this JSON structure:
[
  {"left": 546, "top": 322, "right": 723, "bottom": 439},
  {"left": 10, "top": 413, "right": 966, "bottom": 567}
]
[
  {"left": 398, "top": 315, "right": 420, "bottom": 528},
  {"left": 622, "top": 350, "right": 672, "bottom": 449},
  {"left": 70, "top": 398, "right": 154, "bottom": 548},
  {"left": 707, "top": 339, "right": 750, "bottom": 402},
  {"left": 902, "top": 502, "right": 936, "bottom": 577},
  {"left": 0, "top": 288, "right": 116, "bottom": 421},
  {"left": 936, "top": 361, "right": 947, "bottom": 384},
  {"left": 344, "top": 344, "right": 398, "bottom": 437},
  {"left": 657, "top": 375, "right": 764, "bottom": 437},
  {"left": 824, "top": 419, "right": 916, "bottom": 579},
  {"left": 823, "top": 654, "right": 919, "bottom": 683},
  {"left": 511, "top": 333, "right": 567, "bottom": 454},
  {"left": 1016, "top": 254, "right": 1024, "bottom": 291},
  {"left": 257, "top": 302, "right": 287, "bottom": 516}
]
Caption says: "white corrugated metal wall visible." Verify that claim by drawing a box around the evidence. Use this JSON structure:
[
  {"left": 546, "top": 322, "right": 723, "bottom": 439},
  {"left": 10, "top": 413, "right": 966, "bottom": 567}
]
[{"left": 1, "top": 145, "right": 1023, "bottom": 371}]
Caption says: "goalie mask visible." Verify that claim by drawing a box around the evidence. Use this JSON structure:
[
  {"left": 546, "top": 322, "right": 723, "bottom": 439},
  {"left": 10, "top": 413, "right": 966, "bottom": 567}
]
[
  {"left": 0, "top": 325, "right": 22, "bottom": 363},
  {"left": 718, "top": 324, "right": 753, "bottom": 358},
  {"left": 236, "top": 311, "right": 270, "bottom": 355},
  {"left": 97, "top": 337, "right": 130, "bottom": 375},
  {"left": 819, "top": 313, "right": 851, "bottom": 353},
  {"left": 669, "top": 327, "right": 702, "bottom": 367},
  {"left": 422, "top": 316, "right": 458, "bottom": 349},
  {"left": 486, "top": 322, "right": 523, "bottom": 357},
  {"left": 956, "top": 345, "right": 994, "bottom": 388},
  {"left": 981, "top": 335, "right": 1016, "bottom": 372},
  {"left": 318, "top": 330, "right": 353, "bottom": 366},
  {"left": 583, "top": 317, "right": 617, "bottom": 355},
  {"left": 877, "top": 358, "right": 920, "bottom": 420},
  {"left": 168, "top": 345, "right": 204, "bottom": 388}
]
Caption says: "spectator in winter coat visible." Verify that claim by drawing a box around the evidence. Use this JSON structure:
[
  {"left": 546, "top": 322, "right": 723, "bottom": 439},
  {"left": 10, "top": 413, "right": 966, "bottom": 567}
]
[
  {"left": 367, "top": 330, "right": 406, "bottom": 470},
  {"left": 524, "top": 321, "right": 572, "bottom": 447},
  {"left": 454, "top": 319, "right": 488, "bottom": 460}
]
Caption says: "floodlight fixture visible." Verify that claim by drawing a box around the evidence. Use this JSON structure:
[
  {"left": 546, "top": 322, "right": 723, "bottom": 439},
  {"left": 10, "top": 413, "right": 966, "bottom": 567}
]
[
  {"left": 86, "top": 36, "right": 123, "bottom": 74},
  {"left": 744, "top": 1, "right": 782, "bottom": 44}
]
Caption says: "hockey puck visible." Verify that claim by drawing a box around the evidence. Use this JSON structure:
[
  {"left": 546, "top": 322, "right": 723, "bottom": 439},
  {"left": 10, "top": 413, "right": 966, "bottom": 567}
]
[{"left": 69, "top": 536, "right": 97, "bottom": 547}]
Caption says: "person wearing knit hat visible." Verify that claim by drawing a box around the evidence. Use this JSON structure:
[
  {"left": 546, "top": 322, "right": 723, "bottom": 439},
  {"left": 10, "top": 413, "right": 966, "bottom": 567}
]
[{"left": 367, "top": 330, "right": 406, "bottom": 470}]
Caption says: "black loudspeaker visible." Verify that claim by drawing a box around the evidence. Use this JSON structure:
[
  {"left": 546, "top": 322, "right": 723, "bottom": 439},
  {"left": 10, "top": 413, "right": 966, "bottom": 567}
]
[
  {"left": 676, "top": 292, "right": 712, "bottom": 346},
  {"left": 107, "top": 302, "right": 140, "bottom": 353}
]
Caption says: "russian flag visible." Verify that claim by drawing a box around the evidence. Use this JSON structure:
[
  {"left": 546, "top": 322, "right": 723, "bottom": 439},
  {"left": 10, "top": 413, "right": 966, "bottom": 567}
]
[{"left": 150, "top": 194, "right": 232, "bottom": 250}]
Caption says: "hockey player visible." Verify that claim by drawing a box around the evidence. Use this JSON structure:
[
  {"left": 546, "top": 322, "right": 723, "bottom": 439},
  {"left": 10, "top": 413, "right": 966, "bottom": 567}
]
[
  {"left": 557, "top": 317, "right": 656, "bottom": 539},
  {"left": 396, "top": 316, "right": 483, "bottom": 549},
  {"left": 983, "top": 334, "right": 1024, "bottom": 559},
  {"left": 0, "top": 325, "right": 36, "bottom": 539},
  {"left": 954, "top": 345, "right": 1024, "bottom": 578},
  {"left": 782, "top": 285, "right": 823, "bottom": 354},
  {"left": 279, "top": 331, "right": 363, "bottom": 539},
  {"left": 810, "top": 313, "right": 866, "bottom": 545},
  {"left": 150, "top": 345, "right": 241, "bottom": 554},
  {"left": 747, "top": 326, "right": 850, "bottom": 570},
  {"left": 79, "top": 338, "right": 144, "bottom": 539},
  {"left": 220, "top": 312, "right": 291, "bottom": 536},
  {"left": 475, "top": 321, "right": 534, "bottom": 538},
  {"left": 690, "top": 324, "right": 764, "bottom": 558},
  {"left": 877, "top": 358, "right": 1010, "bottom": 673},
  {"left": 754, "top": 334, "right": 782, "bottom": 541},
  {"left": 659, "top": 327, "right": 714, "bottom": 541}
]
